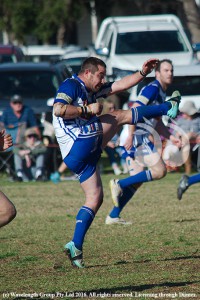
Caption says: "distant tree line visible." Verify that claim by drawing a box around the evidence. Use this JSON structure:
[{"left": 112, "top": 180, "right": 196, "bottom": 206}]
[{"left": 0, "top": 0, "right": 199, "bottom": 46}]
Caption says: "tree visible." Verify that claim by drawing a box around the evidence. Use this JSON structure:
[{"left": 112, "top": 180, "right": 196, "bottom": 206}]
[
  {"left": 0, "top": 0, "right": 37, "bottom": 44},
  {"left": 0, "top": 0, "right": 84, "bottom": 45},
  {"left": 0, "top": 0, "right": 199, "bottom": 46},
  {"left": 180, "top": 0, "right": 200, "bottom": 43}
]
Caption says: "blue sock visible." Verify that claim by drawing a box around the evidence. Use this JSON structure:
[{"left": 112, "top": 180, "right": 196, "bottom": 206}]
[
  {"left": 119, "top": 170, "right": 153, "bottom": 189},
  {"left": 72, "top": 206, "right": 95, "bottom": 250},
  {"left": 109, "top": 186, "right": 136, "bottom": 218},
  {"left": 188, "top": 173, "right": 200, "bottom": 186},
  {"left": 132, "top": 102, "right": 171, "bottom": 124}
]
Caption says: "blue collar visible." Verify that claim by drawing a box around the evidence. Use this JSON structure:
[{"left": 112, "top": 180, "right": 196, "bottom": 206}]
[{"left": 72, "top": 74, "right": 90, "bottom": 93}]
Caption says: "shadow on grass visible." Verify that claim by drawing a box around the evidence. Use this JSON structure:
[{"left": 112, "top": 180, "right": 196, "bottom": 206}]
[
  {"left": 84, "top": 254, "right": 200, "bottom": 268},
  {"left": 133, "top": 255, "right": 200, "bottom": 263},
  {"left": 52, "top": 280, "right": 199, "bottom": 298},
  {"left": 88, "top": 280, "right": 199, "bottom": 291},
  {"left": 172, "top": 218, "right": 200, "bottom": 223}
]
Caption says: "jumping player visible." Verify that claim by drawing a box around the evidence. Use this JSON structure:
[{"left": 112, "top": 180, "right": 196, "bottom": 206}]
[{"left": 106, "top": 59, "right": 182, "bottom": 225}]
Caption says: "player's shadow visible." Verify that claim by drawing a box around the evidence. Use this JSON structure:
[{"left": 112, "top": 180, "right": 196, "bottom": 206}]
[{"left": 87, "top": 253, "right": 200, "bottom": 268}]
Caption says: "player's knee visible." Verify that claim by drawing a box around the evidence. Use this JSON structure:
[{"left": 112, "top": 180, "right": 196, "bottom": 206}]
[
  {"left": 151, "top": 165, "right": 167, "bottom": 179},
  {"left": 6, "top": 204, "right": 17, "bottom": 223},
  {"left": 0, "top": 205, "right": 16, "bottom": 227},
  {"left": 85, "top": 189, "right": 104, "bottom": 212}
]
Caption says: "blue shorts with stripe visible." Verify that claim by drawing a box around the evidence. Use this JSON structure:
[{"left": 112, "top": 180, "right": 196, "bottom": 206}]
[
  {"left": 64, "top": 133, "right": 103, "bottom": 183},
  {"left": 121, "top": 134, "right": 157, "bottom": 160}
]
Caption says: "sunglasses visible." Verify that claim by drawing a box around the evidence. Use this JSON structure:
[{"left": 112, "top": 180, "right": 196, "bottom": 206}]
[
  {"left": 27, "top": 134, "right": 37, "bottom": 138},
  {"left": 12, "top": 101, "right": 22, "bottom": 104}
]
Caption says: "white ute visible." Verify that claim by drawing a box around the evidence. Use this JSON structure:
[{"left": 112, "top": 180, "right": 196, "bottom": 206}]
[{"left": 94, "top": 14, "right": 199, "bottom": 79}]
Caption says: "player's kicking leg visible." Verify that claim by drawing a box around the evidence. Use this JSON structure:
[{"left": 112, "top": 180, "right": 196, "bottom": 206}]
[{"left": 131, "top": 90, "right": 181, "bottom": 124}]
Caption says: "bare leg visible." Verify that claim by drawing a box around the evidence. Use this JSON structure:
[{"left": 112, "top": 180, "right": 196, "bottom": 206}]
[
  {"left": 0, "top": 191, "right": 16, "bottom": 228},
  {"left": 100, "top": 110, "right": 132, "bottom": 148},
  {"left": 80, "top": 168, "right": 103, "bottom": 213}
]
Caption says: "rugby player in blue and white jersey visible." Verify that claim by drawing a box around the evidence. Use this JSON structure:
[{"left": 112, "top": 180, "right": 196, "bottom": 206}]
[
  {"left": 52, "top": 57, "right": 181, "bottom": 268},
  {"left": 107, "top": 59, "right": 182, "bottom": 225}
]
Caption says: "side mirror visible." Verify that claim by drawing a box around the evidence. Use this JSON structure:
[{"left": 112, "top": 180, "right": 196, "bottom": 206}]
[
  {"left": 192, "top": 43, "right": 200, "bottom": 61},
  {"left": 95, "top": 47, "right": 109, "bottom": 57},
  {"left": 192, "top": 43, "right": 200, "bottom": 52}
]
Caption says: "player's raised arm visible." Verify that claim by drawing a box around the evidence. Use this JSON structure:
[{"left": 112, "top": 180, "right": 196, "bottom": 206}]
[{"left": 110, "top": 58, "right": 159, "bottom": 95}]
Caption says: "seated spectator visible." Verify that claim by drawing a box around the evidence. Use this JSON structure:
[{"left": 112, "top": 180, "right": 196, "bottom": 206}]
[
  {"left": 176, "top": 101, "right": 200, "bottom": 174},
  {"left": 177, "top": 101, "right": 200, "bottom": 174},
  {"left": 0, "top": 94, "right": 41, "bottom": 144},
  {"left": 0, "top": 94, "right": 41, "bottom": 179},
  {"left": 13, "top": 128, "right": 47, "bottom": 181},
  {"left": 162, "top": 101, "right": 200, "bottom": 174}
]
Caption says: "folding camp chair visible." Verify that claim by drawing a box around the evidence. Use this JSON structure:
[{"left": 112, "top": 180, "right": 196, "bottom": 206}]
[
  {"left": 0, "top": 124, "right": 26, "bottom": 179},
  {"left": 0, "top": 150, "right": 15, "bottom": 178}
]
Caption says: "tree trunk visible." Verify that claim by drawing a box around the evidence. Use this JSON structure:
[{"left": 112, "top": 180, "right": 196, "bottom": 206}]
[
  {"left": 181, "top": 0, "right": 200, "bottom": 43},
  {"left": 57, "top": 24, "right": 66, "bottom": 47}
]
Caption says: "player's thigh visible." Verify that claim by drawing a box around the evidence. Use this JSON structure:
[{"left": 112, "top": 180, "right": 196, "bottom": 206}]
[
  {"left": 144, "top": 152, "right": 166, "bottom": 178},
  {"left": 100, "top": 111, "right": 131, "bottom": 148}
]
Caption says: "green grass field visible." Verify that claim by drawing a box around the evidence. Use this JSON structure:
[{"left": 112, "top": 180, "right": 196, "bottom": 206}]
[{"left": 0, "top": 171, "right": 199, "bottom": 300}]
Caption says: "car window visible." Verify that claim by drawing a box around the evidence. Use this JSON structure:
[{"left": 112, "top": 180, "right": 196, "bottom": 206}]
[
  {"left": 167, "top": 76, "right": 200, "bottom": 96},
  {"left": 62, "top": 57, "right": 86, "bottom": 74},
  {"left": 0, "top": 70, "right": 59, "bottom": 99},
  {"left": 116, "top": 31, "right": 189, "bottom": 54},
  {"left": 0, "top": 54, "right": 17, "bottom": 63}
]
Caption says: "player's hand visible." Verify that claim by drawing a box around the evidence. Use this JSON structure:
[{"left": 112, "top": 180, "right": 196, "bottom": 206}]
[
  {"left": 124, "top": 135, "right": 133, "bottom": 151},
  {"left": 0, "top": 130, "right": 13, "bottom": 151},
  {"left": 141, "top": 58, "right": 159, "bottom": 76},
  {"left": 88, "top": 103, "right": 103, "bottom": 115}
]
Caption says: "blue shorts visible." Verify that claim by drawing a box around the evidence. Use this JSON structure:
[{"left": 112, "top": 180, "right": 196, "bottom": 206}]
[
  {"left": 121, "top": 134, "right": 157, "bottom": 159},
  {"left": 64, "top": 134, "right": 103, "bottom": 183}
]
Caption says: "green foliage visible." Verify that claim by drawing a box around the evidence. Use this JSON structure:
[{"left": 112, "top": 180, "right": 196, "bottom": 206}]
[
  {"left": 34, "top": 0, "right": 69, "bottom": 43},
  {"left": 0, "top": 0, "right": 84, "bottom": 44},
  {"left": 0, "top": 0, "right": 36, "bottom": 42},
  {"left": 0, "top": 173, "right": 200, "bottom": 298}
]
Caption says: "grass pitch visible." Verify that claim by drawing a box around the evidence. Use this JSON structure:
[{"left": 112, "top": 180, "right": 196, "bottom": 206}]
[{"left": 0, "top": 172, "right": 199, "bottom": 300}]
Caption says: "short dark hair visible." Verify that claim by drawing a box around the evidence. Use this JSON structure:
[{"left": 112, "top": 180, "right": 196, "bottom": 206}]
[
  {"left": 79, "top": 57, "right": 106, "bottom": 74},
  {"left": 155, "top": 59, "right": 173, "bottom": 72}
]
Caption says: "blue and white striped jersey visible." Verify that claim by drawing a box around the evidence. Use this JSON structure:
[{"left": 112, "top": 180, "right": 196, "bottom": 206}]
[
  {"left": 52, "top": 74, "right": 113, "bottom": 158},
  {"left": 135, "top": 79, "right": 166, "bottom": 133},
  {"left": 137, "top": 79, "right": 166, "bottom": 106},
  {"left": 120, "top": 79, "right": 166, "bottom": 148}
]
